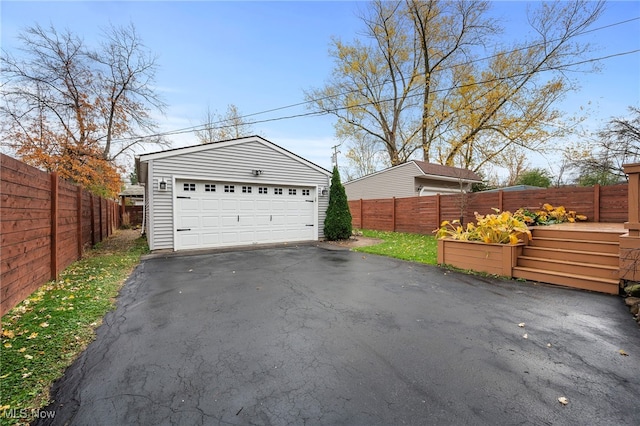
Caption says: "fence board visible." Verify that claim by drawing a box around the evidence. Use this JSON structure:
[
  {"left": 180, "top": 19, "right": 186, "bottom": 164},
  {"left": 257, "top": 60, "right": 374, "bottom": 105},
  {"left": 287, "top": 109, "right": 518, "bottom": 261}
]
[
  {"left": 1, "top": 154, "right": 120, "bottom": 316},
  {"left": 349, "top": 183, "right": 629, "bottom": 235}
]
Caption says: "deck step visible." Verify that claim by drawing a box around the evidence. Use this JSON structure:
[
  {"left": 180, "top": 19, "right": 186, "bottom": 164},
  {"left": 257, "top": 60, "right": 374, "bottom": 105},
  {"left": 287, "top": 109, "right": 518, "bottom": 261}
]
[
  {"left": 529, "top": 237, "right": 619, "bottom": 254},
  {"left": 517, "top": 256, "right": 619, "bottom": 280},
  {"left": 512, "top": 266, "right": 620, "bottom": 294},
  {"left": 521, "top": 246, "right": 619, "bottom": 266},
  {"left": 531, "top": 228, "right": 625, "bottom": 242}
]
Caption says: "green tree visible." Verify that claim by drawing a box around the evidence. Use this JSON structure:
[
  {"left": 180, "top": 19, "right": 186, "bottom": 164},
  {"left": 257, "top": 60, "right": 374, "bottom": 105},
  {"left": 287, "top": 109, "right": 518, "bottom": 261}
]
[
  {"left": 324, "top": 167, "right": 353, "bottom": 240},
  {"left": 516, "top": 168, "right": 552, "bottom": 188}
]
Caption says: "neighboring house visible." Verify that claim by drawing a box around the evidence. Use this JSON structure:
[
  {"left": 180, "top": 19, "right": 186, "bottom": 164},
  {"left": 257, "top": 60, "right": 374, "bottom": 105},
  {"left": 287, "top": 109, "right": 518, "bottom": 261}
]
[
  {"left": 119, "top": 185, "right": 145, "bottom": 206},
  {"left": 136, "top": 136, "right": 331, "bottom": 251},
  {"left": 344, "top": 160, "right": 483, "bottom": 200}
]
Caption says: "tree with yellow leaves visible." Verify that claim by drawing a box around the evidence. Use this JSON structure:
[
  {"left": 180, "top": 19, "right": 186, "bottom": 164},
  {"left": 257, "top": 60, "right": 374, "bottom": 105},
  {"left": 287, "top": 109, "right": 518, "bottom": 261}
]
[{"left": 307, "top": 0, "right": 604, "bottom": 175}]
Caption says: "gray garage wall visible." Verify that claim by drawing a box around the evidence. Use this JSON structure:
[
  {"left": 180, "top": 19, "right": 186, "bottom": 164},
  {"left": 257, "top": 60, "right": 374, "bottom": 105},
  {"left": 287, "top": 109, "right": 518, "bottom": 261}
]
[{"left": 142, "top": 139, "right": 331, "bottom": 250}]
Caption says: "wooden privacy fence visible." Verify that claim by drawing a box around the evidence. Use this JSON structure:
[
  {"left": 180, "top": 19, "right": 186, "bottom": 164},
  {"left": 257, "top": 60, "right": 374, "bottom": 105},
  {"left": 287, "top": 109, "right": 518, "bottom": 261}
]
[
  {"left": 1, "top": 154, "right": 120, "bottom": 316},
  {"left": 349, "top": 183, "right": 629, "bottom": 234}
]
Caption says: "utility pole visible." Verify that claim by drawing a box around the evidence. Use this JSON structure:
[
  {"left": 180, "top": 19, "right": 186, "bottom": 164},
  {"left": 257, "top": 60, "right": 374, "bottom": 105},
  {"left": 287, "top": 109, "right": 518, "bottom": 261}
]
[{"left": 331, "top": 144, "right": 341, "bottom": 169}]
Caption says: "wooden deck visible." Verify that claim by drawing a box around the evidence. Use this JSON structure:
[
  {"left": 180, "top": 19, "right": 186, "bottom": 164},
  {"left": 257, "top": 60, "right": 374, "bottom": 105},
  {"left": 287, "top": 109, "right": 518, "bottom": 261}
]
[
  {"left": 512, "top": 222, "right": 626, "bottom": 294},
  {"left": 535, "top": 222, "right": 626, "bottom": 233}
]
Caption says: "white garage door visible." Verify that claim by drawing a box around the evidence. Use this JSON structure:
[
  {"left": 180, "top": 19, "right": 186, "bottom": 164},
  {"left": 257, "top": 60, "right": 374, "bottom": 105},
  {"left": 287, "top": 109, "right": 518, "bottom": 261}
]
[{"left": 175, "top": 180, "right": 316, "bottom": 250}]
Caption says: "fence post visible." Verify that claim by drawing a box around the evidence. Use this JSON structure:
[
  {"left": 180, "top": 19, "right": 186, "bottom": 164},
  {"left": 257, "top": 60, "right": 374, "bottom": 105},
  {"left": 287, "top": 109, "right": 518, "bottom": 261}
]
[
  {"left": 50, "top": 172, "right": 59, "bottom": 280},
  {"left": 436, "top": 194, "right": 441, "bottom": 227},
  {"left": 360, "top": 199, "right": 364, "bottom": 230},
  {"left": 619, "top": 163, "right": 640, "bottom": 282},
  {"left": 498, "top": 190, "right": 504, "bottom": 212},
  {"left": 99, "top": 198, "right": 103, "bottom": 242},
  {"left": 392, "top": 197, "right": 396, "bottom": 232},
  {"left": 90, "top": 194, "right": 95, "bottom": 246},
  {"left": 77, "top": 186, "right": 83, "bottom": 258},
  {"left": 593, "top": 184, "right": 600, "bottom": 222}
]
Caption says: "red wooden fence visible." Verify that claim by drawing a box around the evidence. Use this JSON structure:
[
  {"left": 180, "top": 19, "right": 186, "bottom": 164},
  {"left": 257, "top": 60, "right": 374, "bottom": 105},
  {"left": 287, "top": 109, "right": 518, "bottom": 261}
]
[
  {"left": 1, "top": 154, "right": 120, "bottom": 316},
  {"left": 349, "top": 183, "right": 629, "bottom": 234}
]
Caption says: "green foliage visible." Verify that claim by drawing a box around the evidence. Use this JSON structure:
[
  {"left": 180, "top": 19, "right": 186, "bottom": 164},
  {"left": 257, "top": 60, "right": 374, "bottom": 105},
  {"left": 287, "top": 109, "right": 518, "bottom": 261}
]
[
  {"left": 355, "top": 230, "right": 438, "bottom": 265},
  {"left": 129, "top": 170, "right": 139, "bottom": 185},
  {"left": 435, "top": 209, "right": 531, "bottom": 245},
  {"left": 516, "top": 168, "right": 552, "bottom": 188},
  {"left": 324, "top": 167, "right": 352, "bottom": 240},
  {"left": 577, "top": 169, "right": 623, "bottom": 186},
  {"left": 1, "top": 233, "right": 148, "bottom": 424}
]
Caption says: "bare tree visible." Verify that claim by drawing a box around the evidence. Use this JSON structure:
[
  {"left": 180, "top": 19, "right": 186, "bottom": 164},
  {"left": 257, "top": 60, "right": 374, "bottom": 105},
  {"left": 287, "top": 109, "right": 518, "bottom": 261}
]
[
  {"left": 89, "top": 23, "right": 167, "bottom": 161},
  {"left": 1, "top": 23, "right": 166, "bottom": 196},
  {"left": 195, "top": 104, "right": 255, "bottom": 144},
  {"left": 342, "top": 133, "right": 388, "bottom": 180}
]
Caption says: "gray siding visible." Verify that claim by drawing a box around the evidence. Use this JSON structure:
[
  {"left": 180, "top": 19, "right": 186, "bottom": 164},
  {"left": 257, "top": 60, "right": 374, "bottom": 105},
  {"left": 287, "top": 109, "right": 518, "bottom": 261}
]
[
  {"left": 344, "top": 163, "right": 420, "bottom": 200},
  {"left": 143, "top": 139, "right": 330, "bottom": 250}
]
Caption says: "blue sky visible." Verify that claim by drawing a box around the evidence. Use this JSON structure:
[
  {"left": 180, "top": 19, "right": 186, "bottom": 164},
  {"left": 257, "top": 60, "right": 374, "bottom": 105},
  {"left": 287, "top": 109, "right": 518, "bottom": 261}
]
[{"left": 2, "top": 1, "right": 639, "bottom": 175}]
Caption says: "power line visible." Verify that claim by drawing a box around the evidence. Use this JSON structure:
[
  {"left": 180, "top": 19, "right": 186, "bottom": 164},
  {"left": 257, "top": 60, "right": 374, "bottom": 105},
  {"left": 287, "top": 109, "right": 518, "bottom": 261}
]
[
  {"left": 112, "top": 16, "right": 640, "bottom": 143},
  {"left": 128, "top": 48, "right": 639, "bottom": 140}
]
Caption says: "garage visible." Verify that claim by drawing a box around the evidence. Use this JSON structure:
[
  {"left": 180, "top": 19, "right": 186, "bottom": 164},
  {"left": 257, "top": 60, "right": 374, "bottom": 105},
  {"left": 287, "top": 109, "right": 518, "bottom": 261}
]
[
  {"left": 136, "top": 136, "right": 331, "bottom": 251},
  {"left": 175, "top": 179, "right": 316, "bottom": 250}
]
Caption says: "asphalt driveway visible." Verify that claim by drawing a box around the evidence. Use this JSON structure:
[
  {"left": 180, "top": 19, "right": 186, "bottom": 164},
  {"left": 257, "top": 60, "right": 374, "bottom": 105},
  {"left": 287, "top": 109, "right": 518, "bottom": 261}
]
[{"left": 40, "top": 245, "right": 640, "bottom": 425}]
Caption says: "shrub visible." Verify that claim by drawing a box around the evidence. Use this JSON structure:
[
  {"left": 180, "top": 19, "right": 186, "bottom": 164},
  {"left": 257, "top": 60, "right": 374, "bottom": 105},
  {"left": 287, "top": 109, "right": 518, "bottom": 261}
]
[
  {"left": 435, "top": 209, "right": 531, "bottom": 245},
  {"left": 514, "top": 203, "right": 587, "bottom": 226},
  {"left": 324, "top": 167, "right": 352, "bottom": 240}
]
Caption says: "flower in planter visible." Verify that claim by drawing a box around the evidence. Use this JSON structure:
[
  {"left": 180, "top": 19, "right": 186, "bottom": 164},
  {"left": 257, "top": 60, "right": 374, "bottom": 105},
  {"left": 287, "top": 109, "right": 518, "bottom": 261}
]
[
  {"left": 435, "top": 208, "right": 531, "bottom": 245},
  {"left": 514, "top": 204, "right": 587, "bottom": 226}
]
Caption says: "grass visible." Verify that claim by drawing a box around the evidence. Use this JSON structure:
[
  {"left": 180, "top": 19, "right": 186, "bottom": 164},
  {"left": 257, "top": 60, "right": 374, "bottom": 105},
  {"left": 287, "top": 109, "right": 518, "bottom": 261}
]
[
  {"left": 354, "top": 229, "right": 438, "bottom": 265},
  {"left": 1, "top": 231, "right": 148, "bottom": 425}
]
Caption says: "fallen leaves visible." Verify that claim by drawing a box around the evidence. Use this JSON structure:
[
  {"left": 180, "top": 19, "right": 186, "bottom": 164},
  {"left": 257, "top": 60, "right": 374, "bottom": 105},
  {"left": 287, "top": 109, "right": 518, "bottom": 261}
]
[
  {"left": 558, "top": 396, "right": 569, "bottom": 405},
  {"left": 619, "top": 349, "right": 629, "bottom": 356},
  {"left": 2, "top": 329, "right": 15, "bottom": 339},
  {"left": 518, "top": 322, "right": 525, "bottom": 328}
]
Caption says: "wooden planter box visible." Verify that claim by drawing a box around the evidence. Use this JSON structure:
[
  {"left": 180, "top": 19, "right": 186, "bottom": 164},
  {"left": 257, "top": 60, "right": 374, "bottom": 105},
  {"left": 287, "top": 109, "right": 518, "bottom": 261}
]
[{"left": 437, "top": 239, "right": 524, "bottom": 277}]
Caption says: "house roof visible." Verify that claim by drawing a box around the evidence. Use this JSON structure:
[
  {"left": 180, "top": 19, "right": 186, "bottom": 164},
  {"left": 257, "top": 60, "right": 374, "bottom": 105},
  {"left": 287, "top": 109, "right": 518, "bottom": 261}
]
[
  {"left": 136, "top": 135, "right": 331, "bottom": 183},
  {"left": 119, "top": 185, "right": 145, "bottom": 197},
  {"left": 345, "top": 160, "right": 482, "bottom": 185},
  {"left": 412, "top": 160, "right": 482, "bottom": 182}
]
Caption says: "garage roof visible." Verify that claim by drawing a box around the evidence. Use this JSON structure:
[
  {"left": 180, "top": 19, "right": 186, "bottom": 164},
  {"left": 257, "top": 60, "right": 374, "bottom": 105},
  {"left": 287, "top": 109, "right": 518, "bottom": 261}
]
[{"left": 136, "top": 135, "right": 331, "bottom": 184}]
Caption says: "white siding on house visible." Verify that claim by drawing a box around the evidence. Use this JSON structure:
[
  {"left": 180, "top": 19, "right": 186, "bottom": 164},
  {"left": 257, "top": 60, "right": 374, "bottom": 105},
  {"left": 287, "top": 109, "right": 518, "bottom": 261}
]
[
  {"left": 344, "top": 163, "right": 422, "bottom": 200},
  {"left": 141, "top": 138, "right": 330, "bottom": 250}
]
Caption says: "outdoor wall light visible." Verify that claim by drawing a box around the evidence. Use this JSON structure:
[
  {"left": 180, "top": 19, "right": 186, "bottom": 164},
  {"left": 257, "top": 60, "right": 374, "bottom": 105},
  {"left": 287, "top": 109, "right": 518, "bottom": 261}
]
[
  {"left": 320, "top": 186, "right": 328, "bottom": 196},
  {"left": 252, "top": 169, "right": 263, "bottom": 176},
  {"left": 159, "top": 178, "right": 167, "bottom": 191}
]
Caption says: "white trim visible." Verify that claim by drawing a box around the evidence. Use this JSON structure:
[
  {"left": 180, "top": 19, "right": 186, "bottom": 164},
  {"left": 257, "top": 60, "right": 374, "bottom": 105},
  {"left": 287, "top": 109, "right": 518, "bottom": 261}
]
[
  {"left": 172, "top": 175, "right": 178, "bottom": 251},
  {"left": 139, "top": 136, "right": 331, "bottom": 177},
  {"left": 418, "top": 174, "right": 483, "bottom": 184},
  {"left": 147, "top": 160, "right": 155, "bottom": 250}
]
